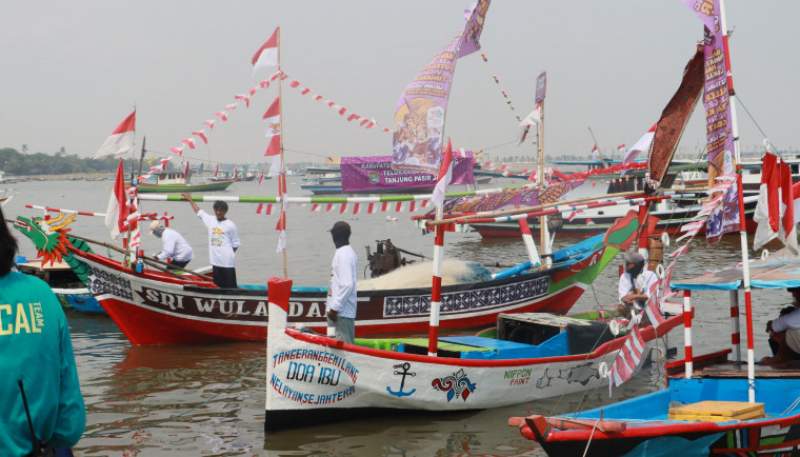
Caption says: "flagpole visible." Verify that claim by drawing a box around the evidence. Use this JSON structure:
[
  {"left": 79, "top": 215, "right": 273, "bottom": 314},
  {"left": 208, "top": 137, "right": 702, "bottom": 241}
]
[
  {"left": 719, "top": 0, "right": 755, "bottom": 403},
  {"left": 277, "top": 26, "right": 289, "bottom": 278},
  {"left": 537, "top": 95, "right": 551, "bottom": 267}
]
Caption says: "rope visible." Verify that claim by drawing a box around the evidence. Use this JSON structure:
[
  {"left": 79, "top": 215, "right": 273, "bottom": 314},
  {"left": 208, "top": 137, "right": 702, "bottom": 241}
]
[
  {"left": 735, "top": 95, "right": 770, "bottom": 143},
  {"left": 581, "top": 416, "right": 601, "bottom": 457},
  {"left": 479, "top": 52, "right": 522, "bottom": 124}
]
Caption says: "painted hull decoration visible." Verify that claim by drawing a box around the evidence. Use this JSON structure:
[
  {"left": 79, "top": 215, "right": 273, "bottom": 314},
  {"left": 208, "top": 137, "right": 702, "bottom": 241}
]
[{"left": 263, "top": 277, "right": 682, "bottom": 431}]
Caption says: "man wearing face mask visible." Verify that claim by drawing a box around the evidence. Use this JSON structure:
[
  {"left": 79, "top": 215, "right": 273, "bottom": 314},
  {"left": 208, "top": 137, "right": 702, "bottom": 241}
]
[
  {"left": 618, "top": 250, "right": 658, "bottom": 314},
  {"left": 325, "top": 221, "right": 358, "bottom": 343}
]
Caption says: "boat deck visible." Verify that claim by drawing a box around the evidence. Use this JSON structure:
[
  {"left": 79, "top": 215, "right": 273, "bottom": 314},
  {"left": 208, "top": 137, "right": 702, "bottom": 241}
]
[{"left": 697, "top": 362, "right": 800, "bottom": 378}]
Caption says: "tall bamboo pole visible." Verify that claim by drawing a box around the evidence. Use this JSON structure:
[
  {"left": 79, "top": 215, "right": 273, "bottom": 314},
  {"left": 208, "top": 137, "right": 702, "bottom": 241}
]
[{"left": 277, "top": 27, "right": 288, "bottom": 278}]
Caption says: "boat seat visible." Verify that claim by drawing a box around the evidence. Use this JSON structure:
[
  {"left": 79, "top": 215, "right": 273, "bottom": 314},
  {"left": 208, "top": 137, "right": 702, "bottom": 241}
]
[{"left": 441, "top": 335, "right": 568, "bottom": 360}]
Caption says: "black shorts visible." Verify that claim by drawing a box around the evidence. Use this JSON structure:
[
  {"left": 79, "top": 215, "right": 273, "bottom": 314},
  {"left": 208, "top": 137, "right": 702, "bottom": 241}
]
[{"left": 212, "top": 266, "right": 237, "bottom": 288}]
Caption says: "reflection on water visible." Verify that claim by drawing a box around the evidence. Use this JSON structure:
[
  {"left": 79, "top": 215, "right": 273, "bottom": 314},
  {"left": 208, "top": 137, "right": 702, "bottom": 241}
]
[{"left": 2, "top": 179, "right": 790, "bottom": 456}]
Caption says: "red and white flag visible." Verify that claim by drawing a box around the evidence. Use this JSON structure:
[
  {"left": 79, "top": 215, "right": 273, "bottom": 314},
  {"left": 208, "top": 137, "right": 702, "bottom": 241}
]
[
  {"left": 252, "top": 27, "right": 279, "bottom": 74},
  {"left": 755, "top": 152, "right": 798, "bottom": 253},
  {"left": 644, "top": 281, "right": 666, "bottom": 329},
  {"left": 95, "top": 110, "right": 136, "bottom": 158},
  {"left": 431, "top": 139, "right": 454, "bottom": 210},
  {"left": 610, "top": 325, "right": 646, "bottom": 388},
  {"left": 623, "top": 124, "right": 656, "bottom": 166},
  {"left": 104, "top": 160, "right": 132, "bottom": 239},
  {"left": 263, "top": 97, "right": 281, "bottom": 156},
  {"left": 192, "top": 130, "right": 209, "bottom": 144},
  {"left": 617, "top": 144, "right": 626, "bottom": 156}
]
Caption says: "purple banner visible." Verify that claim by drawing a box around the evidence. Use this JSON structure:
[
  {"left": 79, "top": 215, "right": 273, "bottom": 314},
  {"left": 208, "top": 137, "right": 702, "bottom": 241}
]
[
  {"left": 392, "top": 1, "right": 491, "bottom": 173},
  {"left": 682, "top": 0, "right": 738, "bottom": 239},
  {"left": 438, "top": 181, "right": 580, "bottom": 214},
  {"left": 535, "top": 71, "right": 547, "bottom": 105},
  {"left": 341, "top": 154, "right": 474, "bottom": 193}
]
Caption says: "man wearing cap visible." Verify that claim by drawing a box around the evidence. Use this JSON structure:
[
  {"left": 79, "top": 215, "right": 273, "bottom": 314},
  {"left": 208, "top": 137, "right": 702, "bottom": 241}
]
[
  {"left": 149, "top": 221, "right": 193, "bottom": 269},
  {"left": 618, "top": 250, "right": 658, "bottom": 314},
  {"left": 325, "top": 221, "right": 358, "bottom": 343}
]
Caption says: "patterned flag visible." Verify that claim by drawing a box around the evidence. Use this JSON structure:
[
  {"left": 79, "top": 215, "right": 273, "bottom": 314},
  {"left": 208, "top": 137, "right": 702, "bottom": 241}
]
[
  {"left": 263, "top": 97, "right": 281, "bottom": 156},
  {"left": 610, "top": 326, "right": 646, "bottom": 388}
]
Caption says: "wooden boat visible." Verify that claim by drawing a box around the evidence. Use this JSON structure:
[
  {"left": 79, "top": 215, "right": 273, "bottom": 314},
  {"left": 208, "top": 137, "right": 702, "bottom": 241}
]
[
  {"left": 13, "top": 209, "right": 641, "bottom": 345},
  {"left": 510, "top": 256, "right": 800, "bottom": 457},
  {"left": 262, "top": 276, "right": 681, "bottom": 431},
  {"left": 15, "top": 256, "right": 103, "bottom": 313},
  {"left": 471, "top": 193, "right": 758, "bottom": 238},
  {"left": 136, "top": 172, "right": 234, "bottom": 193}
]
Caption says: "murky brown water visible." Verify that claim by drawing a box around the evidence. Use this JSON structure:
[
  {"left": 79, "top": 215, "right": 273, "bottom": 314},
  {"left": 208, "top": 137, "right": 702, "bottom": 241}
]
[{"left": 2, "top": 179, "right": 788, "bottom": 456}]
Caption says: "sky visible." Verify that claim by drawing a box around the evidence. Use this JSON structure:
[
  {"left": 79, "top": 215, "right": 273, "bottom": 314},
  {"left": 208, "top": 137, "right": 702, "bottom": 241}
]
[{"left": 1, "top": 0, "right": 797, "bottom": 165}]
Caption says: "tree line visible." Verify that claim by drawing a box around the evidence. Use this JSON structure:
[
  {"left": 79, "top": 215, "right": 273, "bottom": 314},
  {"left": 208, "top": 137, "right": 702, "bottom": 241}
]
[{"left": 0, "top": 148, "right": 136, "bottom": 176}]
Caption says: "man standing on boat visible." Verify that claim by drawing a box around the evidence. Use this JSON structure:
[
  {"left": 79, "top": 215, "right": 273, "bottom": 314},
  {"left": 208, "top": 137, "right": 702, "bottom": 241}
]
[
  {"left": 618, "top": 250, "right": 658, "bottom": 315},
  {"left": 326, "top": 221, "right": 358, "bottom": 343},
  {"left": 148, "top": 221, "right": 193, "bottom": 269},
  {"left": 182, "top": 193, "right": 240, "bottom": 288}
]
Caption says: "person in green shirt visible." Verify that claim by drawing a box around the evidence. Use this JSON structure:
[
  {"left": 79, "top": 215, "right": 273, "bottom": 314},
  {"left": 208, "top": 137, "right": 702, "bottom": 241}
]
[{"left": 0, "top": 206, "right": 85, "bottom": 456}]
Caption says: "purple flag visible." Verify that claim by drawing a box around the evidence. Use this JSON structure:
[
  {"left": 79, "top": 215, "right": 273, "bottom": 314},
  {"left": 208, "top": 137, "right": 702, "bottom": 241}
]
[
  {"left": 341, "top": 154, "right": 474, "bottom": 193},
  {"left": 681, "top": 0, "right": 739, "bottom": 239},
  {"left": 392, "top": 1, "right": 491, "bottom": 173}
]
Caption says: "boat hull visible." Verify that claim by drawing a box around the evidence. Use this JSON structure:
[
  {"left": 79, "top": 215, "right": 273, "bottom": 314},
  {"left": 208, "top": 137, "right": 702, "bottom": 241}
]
[
  {"left": 136, "top": 180, "right": 234, "bottom": 193},
  {"left": 263, "top": 307, "right": 681, "bottom": 431},
  {"left": 75, "top": 248, "right": 601, "bottom": 345},
  {"left": 515, "top": 377, "right": 800, "bottom": 457}
]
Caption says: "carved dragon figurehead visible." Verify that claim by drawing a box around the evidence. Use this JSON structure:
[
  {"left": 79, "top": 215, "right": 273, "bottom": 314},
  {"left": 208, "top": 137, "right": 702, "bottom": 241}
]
[{"left": 14, "top": 213, "right": 77, "bottom": 266}]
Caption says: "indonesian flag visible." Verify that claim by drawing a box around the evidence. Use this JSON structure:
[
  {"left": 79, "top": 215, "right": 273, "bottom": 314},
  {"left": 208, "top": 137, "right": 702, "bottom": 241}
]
[
  {"left": 755, "top": 153, "right": 798, "bottom": 253},
  {"left": 263, "top": 97, "right": 281, "bottom": 156},
  {"left": 610, "top": 325, "right": 646, "bottom": 389},
  {"left": 104, "top": 160, "right": 131, "bottom": 239},
  {"left": 252, "top": 27, "right": 279, "bottom": 74},
  {"left": 431, "top": 139, "right": 454, "bottom": 210},
  {"left": 623, "top": 124, "right": 656, "bottom": 165},
  {"left": 94, "top": 110, "right": 136, "bottom": 158}
]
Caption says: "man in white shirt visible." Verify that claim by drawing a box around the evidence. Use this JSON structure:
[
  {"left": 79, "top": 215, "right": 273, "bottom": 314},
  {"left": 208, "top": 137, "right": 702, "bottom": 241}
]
[
  {"left": 618, "top": 250, "right": 658, "bottom": 314},
  {"left": 763, "top": 288, "right": 800, "bottom": 365},
  {"left": 325, "top": 221, "right": 358, "bottom": 343},
  {"left": 149, "top": 221, "right": 193, "bottom": 269},
  {"left": 182, "top": 194, "right": 240, "bottom": 288}
]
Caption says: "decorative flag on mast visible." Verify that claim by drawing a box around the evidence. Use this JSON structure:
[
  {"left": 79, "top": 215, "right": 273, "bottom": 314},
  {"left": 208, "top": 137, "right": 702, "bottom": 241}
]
[
  {"left": 94, "top": 110, "right": 136, "bottom": 158},
  {"left": 104, "top": 160, "right": 132, "bottom": 239},
  {"left": 648, "top": 47, "right": 704, "bottom": 187},
  {"left": 392, "top": 1, "right": 490, "bottom": 173},
  {"left": 519, "top": 71, "right": 546, "bottom": 144},
  {"left": 431, "top": 139, "right": 454, "bottom": 209},
  {"left": 263, "top": 97, "right": 281, "bottom": 156},
  {"left": 680, "top": 0, "right": 739, "bottom": 240},
  {"left": 252, "top": 27, "right": 279, "bottom": 74}
]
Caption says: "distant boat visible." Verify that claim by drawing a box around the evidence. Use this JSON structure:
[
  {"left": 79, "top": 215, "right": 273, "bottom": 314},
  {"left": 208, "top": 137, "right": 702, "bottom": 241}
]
[{"left": 135, "top": 172, "right": 234, "bottom": 193}]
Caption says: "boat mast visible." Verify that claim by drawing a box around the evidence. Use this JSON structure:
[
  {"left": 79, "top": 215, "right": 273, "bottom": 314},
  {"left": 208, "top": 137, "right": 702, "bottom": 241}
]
[
  {"left": 277, "top": 27, "right": 289, "bottom": 278},
  {"left": 537, "top": 90, "right": 551, "bottom": 267},
  {"left": 719, "top": 0, "right": 754, "bottom": 403}
]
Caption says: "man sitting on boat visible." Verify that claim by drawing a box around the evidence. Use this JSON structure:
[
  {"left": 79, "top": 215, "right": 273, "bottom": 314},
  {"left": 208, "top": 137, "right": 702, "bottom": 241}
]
[
  {"left": 325, "top": 221, "right": 357, "bottom": 343},
  {"left": 763, "top": 288, "right": 800, "bottom": 366},
  {"left": 182, "top": 194, "right": 240, "bottom": 288},
  {"left": 617, "top": 250, "right": 658, "bottom": 315},
  {"left": 149, "top": 221, "right": 193, "bottom": 269}
]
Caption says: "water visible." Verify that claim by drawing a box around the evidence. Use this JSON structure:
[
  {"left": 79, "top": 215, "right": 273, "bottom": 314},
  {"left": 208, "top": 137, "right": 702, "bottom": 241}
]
[{"left": 1, "top": 178, "right": 790, "bottom": 456}]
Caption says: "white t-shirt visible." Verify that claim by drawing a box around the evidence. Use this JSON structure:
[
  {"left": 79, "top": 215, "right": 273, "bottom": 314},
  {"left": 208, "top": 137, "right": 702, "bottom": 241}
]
[
  {"left": 326, "top": 245, "right": 358, "bottom": 319},
  {"left": 772, "top": 308, "right": 800, "bottom": 332},
  {"left": 618, "top": 269, "right": 659, "bottom": 306},
  {"left": 197, "top": 210, "right": 240, "bottom": 268},
  {"left": 157, "top": 228, "right": 193, "bottom": 263}
]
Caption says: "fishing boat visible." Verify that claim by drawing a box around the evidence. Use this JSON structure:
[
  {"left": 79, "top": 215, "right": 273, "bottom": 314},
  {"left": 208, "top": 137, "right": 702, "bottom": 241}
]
[
  {"left": 263, "top": 276, "right": 681, "bottom": 431},
  {"left": 13, "top": 208, "right": 640, "bottom": 345},
  {"left": 508, "top": 2, "right": 800, "bottom": 454},
  {"left": 137, "top": 172, "right": 234, "bottom": 193},
  {"left": 509, "top": 256, "right": 800, "bottom": 457},
  {"left": 15, "top": 256, "right": 103, "bottom": 313}
]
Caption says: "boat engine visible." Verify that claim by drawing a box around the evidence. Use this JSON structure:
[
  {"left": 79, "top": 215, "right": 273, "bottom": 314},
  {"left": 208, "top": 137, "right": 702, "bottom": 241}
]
[{"left": 366, "top": 239, "right": 420, "bottom": 278}]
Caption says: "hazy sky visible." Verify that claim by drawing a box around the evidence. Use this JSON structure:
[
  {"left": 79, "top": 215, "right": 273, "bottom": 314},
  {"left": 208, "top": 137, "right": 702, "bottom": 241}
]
[{"left": 1, "top": 1, "right": 797, "bottom": 164}]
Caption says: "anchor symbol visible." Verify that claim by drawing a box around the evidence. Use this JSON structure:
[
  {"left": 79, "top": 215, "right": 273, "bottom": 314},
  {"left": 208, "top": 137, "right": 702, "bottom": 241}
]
[{"left": 386, "top": 362, "right": 416, "bottom": 397}]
